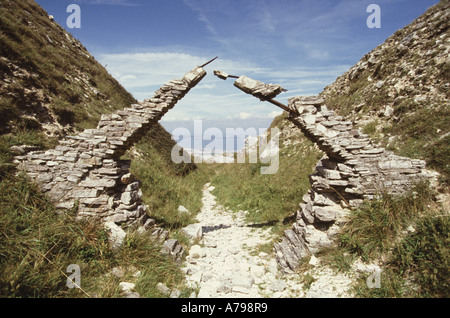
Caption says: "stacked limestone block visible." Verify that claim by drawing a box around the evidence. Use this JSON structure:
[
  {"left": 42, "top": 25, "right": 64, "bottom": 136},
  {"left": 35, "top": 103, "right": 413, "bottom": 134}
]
[
  {"left": 14, "top": 66, "right": 206, "bottom": 260},
  {"left": 274, "top": 96, "right": 434, "bottom": 273},
  {"left": 233, "top": 75, "right": 286, "bottom": 101}
]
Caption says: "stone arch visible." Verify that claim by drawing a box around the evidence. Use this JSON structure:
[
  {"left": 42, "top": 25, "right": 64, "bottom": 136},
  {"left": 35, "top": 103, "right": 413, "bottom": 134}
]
[{"left": 15, "top": 66, "right": 436, "bottom": 271}]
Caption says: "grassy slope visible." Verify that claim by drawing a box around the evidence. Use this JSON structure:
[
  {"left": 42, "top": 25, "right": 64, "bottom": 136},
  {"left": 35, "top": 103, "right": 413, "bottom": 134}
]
[
  {"left": 0, "top": 124, "right": 207, "bottom": 298},
  {"left": 0, "top": 0, "right": 136, "bottom": 134},
  {"left": 312, "top": 1, "right": 450, "bottom": 297},
  {"left": 0, "top": 173, "right": 193, "bottom": 298},
  {"left": 319, "top": 182, "right": 449, "bottom": 298}
]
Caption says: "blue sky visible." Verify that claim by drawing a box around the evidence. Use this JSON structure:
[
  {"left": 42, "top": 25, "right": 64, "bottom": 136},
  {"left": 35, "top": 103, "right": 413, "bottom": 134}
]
[{"left": 35, "top": 0, "right": 439, "bottom": 149}]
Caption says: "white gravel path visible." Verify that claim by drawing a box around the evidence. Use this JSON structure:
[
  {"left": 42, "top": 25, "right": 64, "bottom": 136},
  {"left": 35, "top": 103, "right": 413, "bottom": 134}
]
[{"left": 182, "top": 183, "right": 356, "bottom": 298}]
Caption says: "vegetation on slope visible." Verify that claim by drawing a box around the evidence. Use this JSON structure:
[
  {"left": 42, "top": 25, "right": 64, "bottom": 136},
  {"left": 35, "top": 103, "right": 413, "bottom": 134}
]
[
  {"left": 0, "top": 172, "right": 194, "bottom": 298},
  {"left": 319, "top": 182, "right": 448, "bottom": 298},
  {"left": 314, "top": 1, "right": 449, "bottom": 296},
  {"left": 0, "top": 122, "right": 207, "bottom": 298},
  {"left": 0, "top": 0, "right": 203, "bottom": 298},
  {"left": 0, "top": 0, "right": 136, "bottom": 136}
]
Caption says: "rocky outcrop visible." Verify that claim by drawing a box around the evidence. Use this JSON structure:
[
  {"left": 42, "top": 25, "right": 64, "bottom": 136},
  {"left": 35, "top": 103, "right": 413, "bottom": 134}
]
[
  {"left": 319, "top": 1, "right": 449, "bottom": 184},
  {"left": 14, "top": 66, "right": 207, "bottom": 257},
  {"left": 274, "top": 96, "right": 435, "bottom": 273},
  {"left": 321, "top": 1, "right": 449, "bottom": 118}
]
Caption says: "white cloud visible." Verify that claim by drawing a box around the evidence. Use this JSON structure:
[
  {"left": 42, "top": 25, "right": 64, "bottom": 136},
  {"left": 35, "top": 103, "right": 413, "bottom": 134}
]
[
  {"left": 96, "top": 50, "right": 351, "bottom": 122},
  {"left": 197, "top": 83, "right": 216, "bottom": 90},
  {"left": 239, "top": 112, "right": 252, "bottom": 120},
  {"left": 181, "top": 0, "right": 219, "bottom": 37}
]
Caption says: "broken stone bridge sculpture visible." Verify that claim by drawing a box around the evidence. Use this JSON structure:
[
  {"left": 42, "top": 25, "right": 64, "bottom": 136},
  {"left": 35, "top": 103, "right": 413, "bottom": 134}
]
[{"left": 14, "top": 58, "right": 435, "bottom": 272}]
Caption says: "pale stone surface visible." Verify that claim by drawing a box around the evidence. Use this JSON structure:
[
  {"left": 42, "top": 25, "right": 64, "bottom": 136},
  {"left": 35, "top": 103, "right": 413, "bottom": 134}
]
[
  {"left": 183, "top": 184, "right": 307, "bottom": 298},
  {"left": 182, "top": 223, "right": 203, "bottom": 241},
  {"left": 105, "top": 221, "right": 127, "bottom": 250}
]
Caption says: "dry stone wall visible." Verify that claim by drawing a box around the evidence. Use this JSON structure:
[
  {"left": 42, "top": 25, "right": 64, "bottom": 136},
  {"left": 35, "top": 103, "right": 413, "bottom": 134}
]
[
  {"left": 274, "top": 96, "right": 435, "bottom": 273},
  {"left": 14, "top": 66, "right": 207, "bottom": 258}
]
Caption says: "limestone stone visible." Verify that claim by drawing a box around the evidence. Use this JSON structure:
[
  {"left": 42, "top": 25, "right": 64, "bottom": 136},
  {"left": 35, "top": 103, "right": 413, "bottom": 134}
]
[
  {"left": 182, "top": 224, "right": 203, "bottom": 241},
  {"left": 143, "top": 218, "right": 155, "bottom": 230},
  {"left": 313, "top": 207, "right": 337, "bottom": 222},
  {"left": 72, "top": 189, "right": 100, "bottom": 198},
  {"left": 120, "top": 190, "right": 141, "bottom": 205},
  {"left": 189, "top": 245, "right": 205, "bottom": 259},
  {"left": 156, "top": 283, "right": 171, "bottom": 296},
  {"left": 169, "top": 289, "right": 182, "bottom": 298},
  {"left": 125, "top": 181, "right": 140, "bottom": 191},
  {"left": 119, "top": 282, "right": 135, "bottom": 293},
  {"left": 232, "top": 272, "right": 254, "bottom": 290},
  {"left": 105, "top": 221, "right": 126, "bottom": 250},
  {"left": 109, "top": 213, "right": 128, "bottom": 224},
  {"left": 270, "top": 280, "right": 287, "bottom": 292},
  {"left": 177, "top": 205, "right": 190, "bottom": 215},
  {"left": 300, "top": 205, "right": 315, "bottom": 224},
  {"left": 322, "top": 169, "right": 341, "bottom": 180}
]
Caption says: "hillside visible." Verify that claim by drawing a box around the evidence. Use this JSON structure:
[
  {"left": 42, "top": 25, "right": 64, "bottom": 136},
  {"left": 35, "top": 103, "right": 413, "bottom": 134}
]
[
  {"left": 0, "top": 0, "right": 137, "bottom": 177},
  {"left": 0, "top": 0, "right": 205, "bottom": 298},
  {"left": 196, "top": 2, "right": 449, "bottom": 298},
  {"left": 320, "top": 0, "right": 449, "bottom": 183},
  {"left": 257, "top": 1, "right": 449, "bottom": 297},
  {"left": 0, "top": 0, "right": 138, "bottom": 136}
]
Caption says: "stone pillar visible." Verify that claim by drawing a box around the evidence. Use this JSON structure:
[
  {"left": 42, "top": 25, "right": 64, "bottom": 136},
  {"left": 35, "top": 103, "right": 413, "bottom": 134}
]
[
  {"left": 274, "top": 96, "right": 435, "bottom": 273},
  {"left": 14, "top": 66, "right": 207, "bottom": 234}
]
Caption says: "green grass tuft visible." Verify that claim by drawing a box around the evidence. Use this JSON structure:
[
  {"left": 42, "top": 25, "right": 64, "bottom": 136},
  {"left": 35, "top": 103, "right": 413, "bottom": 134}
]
[{"left": 318, "top": 181, "right": 449, "bottom": 298}]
